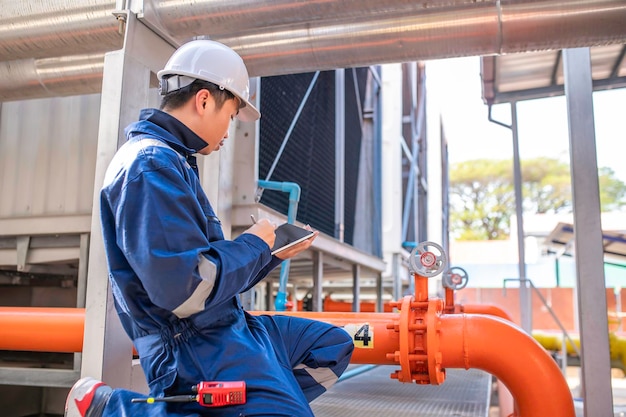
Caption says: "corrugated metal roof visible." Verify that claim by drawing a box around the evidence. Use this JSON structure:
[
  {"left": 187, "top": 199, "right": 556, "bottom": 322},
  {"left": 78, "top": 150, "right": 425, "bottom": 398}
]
[
  {"left": 481, "top": 44, "right": 626, "bottom": 104},
  {"left": 545, "top": 222, "right": 626, "bottom": 261}
]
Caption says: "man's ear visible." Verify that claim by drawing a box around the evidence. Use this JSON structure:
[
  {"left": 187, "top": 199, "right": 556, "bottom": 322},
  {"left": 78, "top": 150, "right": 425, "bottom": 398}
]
[{"left": 195, "top": 89, "right": 210, "bottom": 114}]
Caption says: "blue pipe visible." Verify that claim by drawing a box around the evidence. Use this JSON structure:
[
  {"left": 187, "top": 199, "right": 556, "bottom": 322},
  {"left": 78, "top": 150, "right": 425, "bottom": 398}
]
[
  {"left": 338, "top": 365, "right": 377, "bottom": 382},
  {"left": 257, "top": 180, "right": 301, "bottom": 311}
]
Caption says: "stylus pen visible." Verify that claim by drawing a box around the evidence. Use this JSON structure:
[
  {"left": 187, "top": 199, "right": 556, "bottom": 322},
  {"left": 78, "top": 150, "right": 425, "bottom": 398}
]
[{"left": 250, "top": 214, "right": 257, "bottom": 224}]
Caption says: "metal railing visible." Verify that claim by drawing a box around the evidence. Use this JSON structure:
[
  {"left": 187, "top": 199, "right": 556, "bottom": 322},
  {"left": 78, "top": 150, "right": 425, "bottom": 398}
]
[{"left": 503, "top": 278, "right": 581, "bottom": 373}]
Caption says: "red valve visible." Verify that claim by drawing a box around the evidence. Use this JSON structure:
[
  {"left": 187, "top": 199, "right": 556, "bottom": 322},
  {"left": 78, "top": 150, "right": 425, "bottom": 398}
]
[{"left": 420, "top": 252, "right": 437, "bottom": 268}]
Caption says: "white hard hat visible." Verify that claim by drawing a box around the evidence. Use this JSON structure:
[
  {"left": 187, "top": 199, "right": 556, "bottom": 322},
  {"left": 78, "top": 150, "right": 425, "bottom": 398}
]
[{"left": 157, "top": 40, "right": 260, "bottom": 122}]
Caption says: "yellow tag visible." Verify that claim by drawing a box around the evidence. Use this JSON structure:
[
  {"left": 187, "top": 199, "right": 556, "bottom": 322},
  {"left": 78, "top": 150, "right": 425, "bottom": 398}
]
[{"left": 343, "top": 323, "right": 373, "bottom": 349}]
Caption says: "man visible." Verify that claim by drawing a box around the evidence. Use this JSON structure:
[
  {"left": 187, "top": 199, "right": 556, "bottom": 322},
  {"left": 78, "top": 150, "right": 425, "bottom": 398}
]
[{"left": 65, "top": 39, "right": 353, "bottom": 417}]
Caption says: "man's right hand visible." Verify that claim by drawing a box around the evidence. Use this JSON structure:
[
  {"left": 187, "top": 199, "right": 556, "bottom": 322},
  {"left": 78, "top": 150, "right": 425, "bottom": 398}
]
[{"left": 244, "top": 218, "right": 276, "bottom": 249}]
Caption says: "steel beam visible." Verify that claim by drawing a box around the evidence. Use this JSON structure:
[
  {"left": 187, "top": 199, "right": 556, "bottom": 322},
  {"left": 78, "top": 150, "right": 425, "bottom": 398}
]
[{"left": 562, "top": 47, "right": 614, "bottom": 417}]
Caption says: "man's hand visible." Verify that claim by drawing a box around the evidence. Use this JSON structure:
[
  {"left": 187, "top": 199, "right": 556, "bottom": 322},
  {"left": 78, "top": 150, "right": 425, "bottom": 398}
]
[
  {"left": 244, "top": 218, "right": 276, "bottom": 249},
  {"left": 275, "top": 225, "right": 318, "bottom": 260}
]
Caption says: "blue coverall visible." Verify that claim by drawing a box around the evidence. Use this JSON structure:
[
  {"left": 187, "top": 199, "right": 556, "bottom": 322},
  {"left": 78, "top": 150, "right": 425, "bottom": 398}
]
[{"left": 98, "top": 109, "right": 354, "bottom": 416}]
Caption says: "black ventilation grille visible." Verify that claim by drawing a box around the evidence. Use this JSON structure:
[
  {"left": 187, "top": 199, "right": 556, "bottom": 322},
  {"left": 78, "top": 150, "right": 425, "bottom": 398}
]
[{"left": 259, "top": 69, "right": 369, "bottom": 246}]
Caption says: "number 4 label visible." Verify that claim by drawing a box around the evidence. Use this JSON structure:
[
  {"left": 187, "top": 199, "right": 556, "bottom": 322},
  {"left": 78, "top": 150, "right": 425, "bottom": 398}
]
[{"left": 344, "top": 323, "right": 373, "bottom": 348}]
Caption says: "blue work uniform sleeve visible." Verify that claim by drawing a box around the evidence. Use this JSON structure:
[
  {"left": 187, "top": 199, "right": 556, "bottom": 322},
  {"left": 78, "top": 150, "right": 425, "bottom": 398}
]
[
  {"left": 107, "top": 161, "right": 275, "bottom": 318},
  {"left": 243, "top": 256, "right": 283, "bottom": 293}
]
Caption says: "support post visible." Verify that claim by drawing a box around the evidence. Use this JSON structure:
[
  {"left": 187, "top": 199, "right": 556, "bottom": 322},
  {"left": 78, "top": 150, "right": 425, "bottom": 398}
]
[
  {"left": 335, "top": 69, "right": 346, "bottom": 242},
  {"left": 312, "top": 251, "right": 324, "bottom": 312},
  {"left": 510, "top": 101, "right": 532, "bottom": 333},
  {"left": 82, "top": 12, "right": 174, "bottom": 389},
  {"left": 352, "top": 264, "right": 361, "bottom": 312},
  {"left": 563, "top": 47, "right": 614, "bottom": 417}
]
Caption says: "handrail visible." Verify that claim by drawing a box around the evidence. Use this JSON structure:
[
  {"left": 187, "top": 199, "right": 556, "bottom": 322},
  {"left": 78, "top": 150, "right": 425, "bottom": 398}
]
[{"left": 503, "top": 278, "right": 581, "bottom": 357}]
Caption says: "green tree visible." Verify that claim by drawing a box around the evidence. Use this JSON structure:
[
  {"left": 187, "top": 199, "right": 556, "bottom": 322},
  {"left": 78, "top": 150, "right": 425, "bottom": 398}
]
[
  {"left": 521, "top": 157, "right": 572, "bottom": 214},
  {"left": 449, "top": 157, "right": 626, "bottom": 240},
  {"left": 449, "top": 159, "right": 514, "bottom": 240},
  {"left": 598, "top": 167, "right": 626, "bottom": 212}
]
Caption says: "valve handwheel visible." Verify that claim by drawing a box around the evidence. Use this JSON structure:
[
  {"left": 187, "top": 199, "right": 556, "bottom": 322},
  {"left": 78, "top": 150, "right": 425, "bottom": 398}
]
[
  {"left": 443, "top": 266, "right": 469, "bottom": 290},
  {"left": 409, "top": 241, "right": 448, "bottom": 277}
]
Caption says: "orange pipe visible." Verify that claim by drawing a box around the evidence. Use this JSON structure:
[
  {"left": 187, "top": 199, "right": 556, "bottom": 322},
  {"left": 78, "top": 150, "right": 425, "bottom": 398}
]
[
  {"left": 457, "top": 304, "right": 516, "bottom": 417},
  {"left": 260, "top": 311, "right": 400, "bottom": 365},
  {"left": 453, "top": 304, "right": 516, "bottom": 417},
  {"left": 0, "top": 308, "right": 402, "bottom": 364},
  {"left": 0, "top": 308, "right": 574, "bottom": 417},
  {"left": 439, "top": 314, "right": 574, "bottom": 417},
  {"left": 458, "top": 303, "right": 514, "bottom": 322},
  {"left": 0, "top": 307, "right": 85, "bottom": 353},
  {"left": 444, "top": 287, "right": 455, "bottom": 309},
  {"left": 266, "top": 311, "right": 574, "bottom": 417}
]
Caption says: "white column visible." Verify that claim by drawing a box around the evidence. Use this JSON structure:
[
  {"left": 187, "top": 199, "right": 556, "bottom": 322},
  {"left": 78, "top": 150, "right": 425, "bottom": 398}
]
[
  {"left": 425, "top": 73, "right": 443, "bottom": 246},
  {"left": 380, "top": 64, "right": 404, "bottom": 281}
]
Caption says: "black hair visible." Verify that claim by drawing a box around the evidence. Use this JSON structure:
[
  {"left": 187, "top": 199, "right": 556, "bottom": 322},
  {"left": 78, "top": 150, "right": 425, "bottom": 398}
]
[{"left": 159, "top": 79, "right": 236, "bottom": 111}]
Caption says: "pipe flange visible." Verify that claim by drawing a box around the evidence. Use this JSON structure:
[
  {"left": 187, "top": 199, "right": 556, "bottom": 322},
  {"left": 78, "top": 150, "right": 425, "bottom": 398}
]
[
  {"left": 409, "top": 241, "right": 448, "bottom": 277},
  {"left": 426, "top": 299, "right": 446, "bottom": 385},
  {"left": 396, "top": 295, "right": 416, "bottom": 383},
  {"left": 443, "top": 266, "right": 469, "bottom": 290}
]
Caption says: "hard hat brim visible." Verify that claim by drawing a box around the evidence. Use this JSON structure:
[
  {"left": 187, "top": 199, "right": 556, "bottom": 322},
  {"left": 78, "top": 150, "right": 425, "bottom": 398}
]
[{"left": 237, "top": 100, "right": 260, "bottom": 122}]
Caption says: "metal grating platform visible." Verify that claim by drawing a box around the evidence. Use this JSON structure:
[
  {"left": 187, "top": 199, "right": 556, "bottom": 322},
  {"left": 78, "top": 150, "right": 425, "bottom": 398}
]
[{"left": 311, "top": 365, "right": 492, "bottom": 417}]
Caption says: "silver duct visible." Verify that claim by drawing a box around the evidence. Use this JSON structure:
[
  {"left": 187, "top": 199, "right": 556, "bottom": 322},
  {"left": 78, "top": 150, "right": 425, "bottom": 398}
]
[
  {"left": 140, "top": 0, "right": 478, "bottom": 40},
  {"left": 1, "top": 0, "right": 626, "bottom": 100},
  {"left": 0, "top": 54, "right": 105, "bottom": 101},
  {"left": 0, "top": 0, "right": 121, "bottom": 60}
]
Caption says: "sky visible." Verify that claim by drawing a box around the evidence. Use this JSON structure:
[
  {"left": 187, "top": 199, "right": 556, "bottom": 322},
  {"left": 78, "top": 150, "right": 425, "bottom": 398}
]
[
  {"left": 424, "top": 56, "right": 626, "bottom": 286},
  {"left": 424, "top": 56, "right": 626, "bottom": 184}
]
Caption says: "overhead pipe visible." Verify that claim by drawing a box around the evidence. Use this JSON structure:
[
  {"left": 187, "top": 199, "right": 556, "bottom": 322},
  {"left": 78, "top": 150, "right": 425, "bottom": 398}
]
[
  {"left": 3, "top": 0, "right": 477, "bottom": 60},
  {"left": 0, "top": 54, "right": 106, "bottom": 101},
  {"left": 2, "top": 0, "right": 626, "bottom": 100},
  {"left": 140, "top": 0, "right": 486, "bottom": 42},
  {"left": 0, "top": 0, "right": 122, "bottom": 61},
  {"left": 4, "top": 0, "right": 626, "bottom": 62}
]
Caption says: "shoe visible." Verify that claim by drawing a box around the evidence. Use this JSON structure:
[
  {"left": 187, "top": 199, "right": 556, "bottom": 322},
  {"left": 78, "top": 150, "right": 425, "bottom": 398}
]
[{"left": 65, "top": 377, "right": 112, "bottom": 417}]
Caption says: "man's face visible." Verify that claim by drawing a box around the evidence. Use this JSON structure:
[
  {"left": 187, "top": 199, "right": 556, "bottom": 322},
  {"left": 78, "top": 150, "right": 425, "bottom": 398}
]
[{"left": 197, "top": 95, "right": 240, "bottom": 155}]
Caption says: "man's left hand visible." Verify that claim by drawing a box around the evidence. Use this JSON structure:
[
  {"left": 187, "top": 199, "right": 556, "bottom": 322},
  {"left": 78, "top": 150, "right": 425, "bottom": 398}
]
[{"left": 275, "top": 226, "right": 318, "bottom": 260}]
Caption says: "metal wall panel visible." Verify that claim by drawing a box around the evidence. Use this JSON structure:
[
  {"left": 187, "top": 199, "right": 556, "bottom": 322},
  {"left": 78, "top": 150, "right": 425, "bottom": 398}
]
[
  {"left": 0, "top": 94, "right": 101, "bottom": 220},
  {"left": 259, "top": 71, "right": 337, "bottom": 237}
]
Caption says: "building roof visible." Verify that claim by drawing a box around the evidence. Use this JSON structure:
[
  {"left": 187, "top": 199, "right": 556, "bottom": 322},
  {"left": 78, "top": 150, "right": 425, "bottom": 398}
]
[
  {"left": 545, "top": 222, "right": 626, "bottom": 262},
  {"left": 481, "top": 44, "right": 626, "bottom": 104}
]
